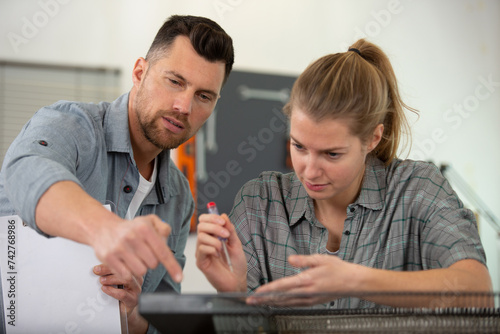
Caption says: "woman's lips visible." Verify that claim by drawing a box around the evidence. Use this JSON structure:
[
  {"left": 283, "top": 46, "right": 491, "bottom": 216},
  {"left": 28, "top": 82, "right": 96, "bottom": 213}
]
[{"left": 304, "top": 181, "right": 328, "bottom": 191}]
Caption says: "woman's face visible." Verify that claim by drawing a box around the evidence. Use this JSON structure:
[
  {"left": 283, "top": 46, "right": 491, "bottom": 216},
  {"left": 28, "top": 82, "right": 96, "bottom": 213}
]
[{"left": 289, "top": 107, "right": 381, "bottom": 207}]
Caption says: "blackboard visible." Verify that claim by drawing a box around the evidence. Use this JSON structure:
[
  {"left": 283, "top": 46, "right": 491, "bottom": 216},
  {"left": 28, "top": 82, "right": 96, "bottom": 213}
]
[{"left": 195, "top": 70, "right": 296, "bottom": 215}]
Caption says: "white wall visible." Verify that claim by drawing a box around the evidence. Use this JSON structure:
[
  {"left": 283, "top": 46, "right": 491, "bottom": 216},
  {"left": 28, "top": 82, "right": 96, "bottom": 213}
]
[{"left": 1, "top": 0, "right": 499, "bottom": 292}]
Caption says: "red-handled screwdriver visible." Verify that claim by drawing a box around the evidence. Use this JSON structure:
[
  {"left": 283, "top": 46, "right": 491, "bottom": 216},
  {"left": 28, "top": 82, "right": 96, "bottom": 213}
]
[{"left": 207, "top": 202, "right": 234, "bottom": 273}]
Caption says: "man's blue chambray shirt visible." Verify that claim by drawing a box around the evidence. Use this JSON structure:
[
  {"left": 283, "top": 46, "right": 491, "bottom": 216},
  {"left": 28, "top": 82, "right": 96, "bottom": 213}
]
[
  {"left": 0, "top": 93, "right": 194, "bottom": 333},
  {"left": 230, "top": 156, "right": 487, "bottom": 309}
]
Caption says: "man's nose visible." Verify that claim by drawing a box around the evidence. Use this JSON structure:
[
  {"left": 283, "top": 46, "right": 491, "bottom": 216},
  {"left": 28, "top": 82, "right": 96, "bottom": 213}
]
[{"left": 172, "top": 91, "right": 193, "bottom": 115}]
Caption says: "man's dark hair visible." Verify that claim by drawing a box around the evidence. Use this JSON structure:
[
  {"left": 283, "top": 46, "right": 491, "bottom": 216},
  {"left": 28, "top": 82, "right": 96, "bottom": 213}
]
[{"left": 146, "top": 15, "right": 234, "bottom": 84}]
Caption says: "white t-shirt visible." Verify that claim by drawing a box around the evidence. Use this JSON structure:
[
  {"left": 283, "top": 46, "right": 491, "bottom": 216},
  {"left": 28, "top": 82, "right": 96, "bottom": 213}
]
[{"left": 125, "top": 158, "right": 157, "bottom": 220}]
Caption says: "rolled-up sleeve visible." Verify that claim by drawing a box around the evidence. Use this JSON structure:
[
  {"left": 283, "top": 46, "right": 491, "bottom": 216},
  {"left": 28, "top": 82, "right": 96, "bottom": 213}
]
[{"left": 3, "top": 102, "right": 102, "bottom": 235}]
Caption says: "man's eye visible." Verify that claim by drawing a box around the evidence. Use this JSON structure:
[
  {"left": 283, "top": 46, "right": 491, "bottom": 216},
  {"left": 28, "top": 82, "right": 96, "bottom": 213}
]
[
  {"left": 169, "top": 79, "right": 181, "bottom": 86},
  {"left": 292, "top": 143, "right": 303, "bottom": 150},
  {"left": 199, "top": 93, "right": 212, "bottom": 101}
]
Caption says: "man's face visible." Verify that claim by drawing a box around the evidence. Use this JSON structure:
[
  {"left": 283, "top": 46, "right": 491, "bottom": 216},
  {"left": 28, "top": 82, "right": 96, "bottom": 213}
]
[{"left": 131, "top": 36, "right": 226, "bottom": 150}]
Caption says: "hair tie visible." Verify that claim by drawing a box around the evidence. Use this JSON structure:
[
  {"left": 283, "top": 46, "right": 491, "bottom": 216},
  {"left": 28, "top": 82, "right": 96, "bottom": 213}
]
[{"left": 348, "top": 48, "right": 361, "bottom": 56}]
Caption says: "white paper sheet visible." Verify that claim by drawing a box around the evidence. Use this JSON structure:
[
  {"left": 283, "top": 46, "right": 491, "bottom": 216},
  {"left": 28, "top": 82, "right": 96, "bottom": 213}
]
[{"left": 0, "top": 215, "right": 122, "bottom": 333}]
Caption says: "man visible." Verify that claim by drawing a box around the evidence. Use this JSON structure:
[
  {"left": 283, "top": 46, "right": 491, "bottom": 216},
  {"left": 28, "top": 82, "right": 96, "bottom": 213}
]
[{"left": 0, "top": 15, "right": 234, "bottom": 333}]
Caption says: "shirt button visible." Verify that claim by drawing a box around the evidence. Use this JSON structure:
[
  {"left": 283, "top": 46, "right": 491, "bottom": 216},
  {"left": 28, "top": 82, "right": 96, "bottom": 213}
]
[
  {"left": 123, "top": 185, "right": 133, "bottom": 193},
  {"left": 349, "top": 207, "right": 355, "bottom": 213},
  {"left": 330, "top": 301, "right": 335, "bottom": 307},
  {"left": 344, "top": 230, "right": 351, "bottom": 236},
  {"left": 38, "top": 140, "right": 48, "bottom": 146}
]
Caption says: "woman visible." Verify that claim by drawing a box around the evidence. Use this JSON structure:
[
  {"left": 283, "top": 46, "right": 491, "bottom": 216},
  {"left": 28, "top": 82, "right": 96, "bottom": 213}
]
[{"left": 195, "top": 39, "right": 492, "bottom": 308}]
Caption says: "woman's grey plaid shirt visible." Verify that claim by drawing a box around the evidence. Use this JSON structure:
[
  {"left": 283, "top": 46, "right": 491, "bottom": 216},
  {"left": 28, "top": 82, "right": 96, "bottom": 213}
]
[{"left": 229, "top": 156, "right": 486, "bottom": 308}]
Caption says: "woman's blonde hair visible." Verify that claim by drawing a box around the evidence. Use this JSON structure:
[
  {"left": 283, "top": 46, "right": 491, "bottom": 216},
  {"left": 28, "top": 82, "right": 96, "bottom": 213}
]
[{"left": 283, "top": 39, "right": 417, "bottom": 164}]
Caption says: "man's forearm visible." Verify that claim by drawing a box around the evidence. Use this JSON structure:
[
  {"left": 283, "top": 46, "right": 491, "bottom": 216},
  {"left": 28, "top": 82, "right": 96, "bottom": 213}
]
[{"left": 35, "top": 180, "right": 121, "bottom": 245}]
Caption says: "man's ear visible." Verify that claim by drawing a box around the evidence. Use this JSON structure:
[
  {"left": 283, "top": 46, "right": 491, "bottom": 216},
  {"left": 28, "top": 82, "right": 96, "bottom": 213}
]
[
  {"left": 367, "top": 123, "right": 384, "bottom": 153},
  {"left": 131, "top": 57, "right": 148, "bottom": 87}
]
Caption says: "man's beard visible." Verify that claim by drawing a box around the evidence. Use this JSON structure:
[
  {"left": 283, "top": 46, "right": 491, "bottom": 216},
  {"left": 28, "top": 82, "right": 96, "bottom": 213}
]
[
  {"left": 133, "top": 84, "right": 193, "bottom": 150},
  {"left": 139, "top": 113, "right": 192, "bottom": 150}
]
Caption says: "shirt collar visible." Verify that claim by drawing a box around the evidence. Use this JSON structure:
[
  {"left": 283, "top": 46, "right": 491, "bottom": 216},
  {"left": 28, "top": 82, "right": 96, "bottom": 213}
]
[
  {"left": 103, "top": 93, "right": 177, "bottom": 200},
  {"left": 288, "top": 173, "right": 314, "bottom": 227},
  {"left": 104, "top": 93, "right": 132, "bottom": 154},
  {"left": 356, "top": 155, "right": 386, "bottom": 211}
]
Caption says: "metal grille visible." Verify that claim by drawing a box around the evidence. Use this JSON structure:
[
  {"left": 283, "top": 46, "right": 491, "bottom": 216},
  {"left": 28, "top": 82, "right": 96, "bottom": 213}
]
[
  {"left": 271, "top": 309, "right": 500, "bottom": 333},
  {"left": 139, "top": 292, "right": 500, "bottom": 334}
]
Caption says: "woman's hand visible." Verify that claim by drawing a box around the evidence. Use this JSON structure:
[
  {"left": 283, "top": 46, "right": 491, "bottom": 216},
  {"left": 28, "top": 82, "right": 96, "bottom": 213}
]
[
  {"left": 196, "top": 213, "right": 247, "bottom": 292},
  {"left": 247, "top": 255, "right": 493, "bottom": 309},
  {"left": 247, "top": 254, "right": 365, "bottom": 306}
]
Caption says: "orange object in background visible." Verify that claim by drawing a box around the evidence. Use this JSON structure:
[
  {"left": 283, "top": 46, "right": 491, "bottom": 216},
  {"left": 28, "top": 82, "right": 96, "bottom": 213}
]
[{"left": 175, "top": 136, "right": 197, "bottom": 232}]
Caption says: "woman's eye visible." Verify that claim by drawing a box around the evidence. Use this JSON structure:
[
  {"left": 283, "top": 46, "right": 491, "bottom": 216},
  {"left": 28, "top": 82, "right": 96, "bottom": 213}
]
[{"left": 292, "top": 143, "right": 303, "bottom": 150}]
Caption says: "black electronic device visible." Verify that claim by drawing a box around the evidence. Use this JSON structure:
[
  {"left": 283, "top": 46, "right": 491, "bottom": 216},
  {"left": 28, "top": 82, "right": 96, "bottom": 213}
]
[{"left": 139, "top": 292, "right": 500, "bottom": 334}]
